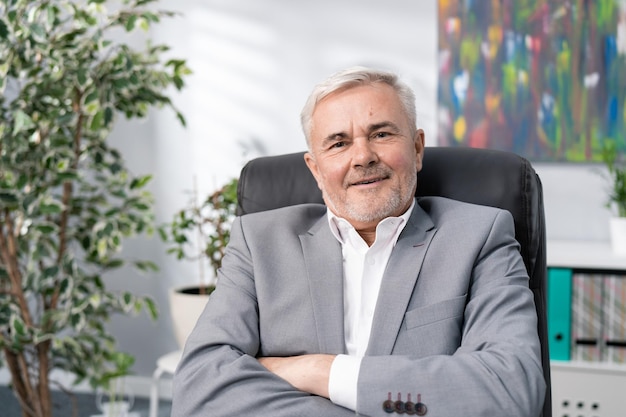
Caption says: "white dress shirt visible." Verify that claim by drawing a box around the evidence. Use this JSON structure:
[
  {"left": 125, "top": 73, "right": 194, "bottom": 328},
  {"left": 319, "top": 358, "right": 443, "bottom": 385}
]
[{"left": 326, "top": 200, "right": 415, "bottom": 410}]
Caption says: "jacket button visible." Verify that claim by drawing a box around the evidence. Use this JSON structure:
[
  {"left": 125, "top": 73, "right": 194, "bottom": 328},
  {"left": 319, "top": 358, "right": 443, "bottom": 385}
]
[
  {"left": 415, "top": 402, "right": 427, "bottom": 416},
  {"left": 394, "top": 399, "right": 406, "bottom": 413},
  {"left": 383, "top": 393, "right": 394, "bottom": 413},
  {"left": 404, "top": 395, "right": 416, "bottom": 415},
  {"left": 383, "top": 399, "right": 395, "bottom": 413}
]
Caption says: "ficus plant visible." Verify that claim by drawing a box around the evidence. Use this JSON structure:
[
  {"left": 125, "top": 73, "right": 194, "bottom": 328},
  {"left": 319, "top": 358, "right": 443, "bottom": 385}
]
[
  {"left": 159, "top": 178, "right": 238, "bottom": 296},
  {"left": 0, "top": 1, "right": 189, "bottom": 416}
]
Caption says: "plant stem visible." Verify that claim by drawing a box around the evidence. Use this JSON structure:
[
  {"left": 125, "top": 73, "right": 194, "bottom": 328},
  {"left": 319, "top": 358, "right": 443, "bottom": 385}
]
[
  {"left": 0, "top": 211, "right": 33, "bottom": 326},
  {"left": 56, "top": 88, "right": 84, "bottom": 268},
  {"left": 194, "top": 175, "right": 206, "bottom": 295}
]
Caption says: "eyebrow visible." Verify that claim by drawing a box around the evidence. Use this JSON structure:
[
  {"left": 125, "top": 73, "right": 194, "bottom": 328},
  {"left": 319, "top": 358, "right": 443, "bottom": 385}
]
[
  {"left": 369, "top": 121, "right": 402, "bottom": 133},
  {"left": 322, "top": 131, "right": 348, "bottom": 145},
  {"left": 321, "top": 121, "right": 403, "bottom": 145}
]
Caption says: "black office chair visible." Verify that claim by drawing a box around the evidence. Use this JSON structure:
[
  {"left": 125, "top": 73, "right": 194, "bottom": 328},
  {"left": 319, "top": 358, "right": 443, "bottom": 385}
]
[{"left": 236, "top": 146, "right": 551, "bottom": 417}]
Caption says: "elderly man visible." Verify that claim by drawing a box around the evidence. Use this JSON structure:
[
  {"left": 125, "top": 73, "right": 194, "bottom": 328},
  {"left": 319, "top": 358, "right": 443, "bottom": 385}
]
[{"left": 171, "top": 67, "right": 546, "bottom": 417}]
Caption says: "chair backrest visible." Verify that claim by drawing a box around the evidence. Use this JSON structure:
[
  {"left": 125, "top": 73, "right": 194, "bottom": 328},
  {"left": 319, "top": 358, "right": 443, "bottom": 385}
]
[{"left": 237, "top": 146, "right": 551, "bottom": 417}]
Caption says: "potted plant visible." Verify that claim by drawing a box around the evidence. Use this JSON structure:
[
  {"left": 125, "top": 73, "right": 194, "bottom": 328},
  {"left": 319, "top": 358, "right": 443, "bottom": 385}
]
[
  {"left": 94, "top": 354, "right": 135, "bottom": 417},
  {"left": 0, "top": 1, "right": 189, "bottom": 416},
  {"left": 159, "top": 178, "right": 238, "bottom": 347},
  {"left": 601, "top": 139, "right": 626, "bottom": 255}
]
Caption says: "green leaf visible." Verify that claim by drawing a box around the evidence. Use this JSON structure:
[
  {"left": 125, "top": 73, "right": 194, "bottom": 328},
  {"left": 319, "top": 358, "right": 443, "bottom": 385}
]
[
  {"left": 84, "top": 89, "right": 100, "bottom": 114},
  {"left": 58, "top": 277, "right": 73, "bottom": 300},
  {"left": 173, "top": 75, "right": 184, "bottom": 90},
  {"left": 134, "top": 260, "right": 158, "bottom": 272},
  {"left": 123, "top": 292, "right": 133, "bottom": 307},
  {"left": 89, "top": 294, "right": 102, "bottom": 308},
  {"left": 129, "top": 175, "right": 152, "bottom": 190},
  {"left": 43, "top": 265, "right": 59, "bottom": 278},
  {"left": 27, "top": 6, "right": 38, "bottom": 23},
  {"left": 40, "top": 201, "right": 63, "bottom": 214},
  {"left": 12, "top": 110, "right": 35, "bottom": 135},
  {"left": 56, "top": 171, "right": 79, "bottom": 181},
  {"left": 144, "top": 297, "right": 158, "bottom": 320},
  {"left": 0, "top": 19, "right": 8, "bottom": 40},
  {"left": 30, "top": 23, "right": 46, "bottom": 42},
  {"left": 35, "top": 223, "right": 58, "bottom": 234},
  {"left": 0, "top": 191, "right": 19, "bottom": 205},
  {"left": 45, "top": 5, "right": 55, "bottom": 30},
  {"left": 11, "top": 315, "right": 26, "bottom": 337},
  {"left": 105, "top": 259, "right": 124, "bottom": 269},
  {"left": 90, "top": 110, "right": 104, "bottom": 130},
  {"left": 71, "top": 312, "right": 86, "bottom": 330},
  {"left": 57, "top": 112, "right": 74, "bottom": 125},
  {"left": 138, "top": 18, "right": 150, "bottom": 31},
  {"left": 137, "top": 259, "right": 159, "bottom": 271},
  {"left": 134, "top": 203, "right": 150, "bottom": 211},
  {"left": 96, "top": 239, "right": 107, "bottom": 258},
  {"left": 7, "top": 10, "right": 16, "bottom": 25},
  {"left": 77, "top": 68, "right": 89, "bottom": 87},
  {"left": 125, "top": 15, "right": 137, "bottom": 32},
  {"left": 104, "top": 106, "right": 114, "bottom": 126}
]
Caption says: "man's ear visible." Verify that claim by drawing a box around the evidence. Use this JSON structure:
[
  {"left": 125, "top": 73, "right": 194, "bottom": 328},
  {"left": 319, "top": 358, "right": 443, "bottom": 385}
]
[
  {"left": 304, "top": 152, "right": 323, "bottom": 191},
  {"left": 414, "top": 129, "right": 425, "bottom": 172}
]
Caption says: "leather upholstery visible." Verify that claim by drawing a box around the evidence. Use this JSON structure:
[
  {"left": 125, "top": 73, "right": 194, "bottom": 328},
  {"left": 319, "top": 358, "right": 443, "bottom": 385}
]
[{"left": 237, "top": 146, "right": 551, "bottom": 417}]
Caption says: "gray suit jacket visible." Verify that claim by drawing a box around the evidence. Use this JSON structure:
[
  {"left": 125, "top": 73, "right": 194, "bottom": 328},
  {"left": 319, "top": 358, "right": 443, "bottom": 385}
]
[{"left": 171, "top": 197, "right": 545, "bottom": 417}]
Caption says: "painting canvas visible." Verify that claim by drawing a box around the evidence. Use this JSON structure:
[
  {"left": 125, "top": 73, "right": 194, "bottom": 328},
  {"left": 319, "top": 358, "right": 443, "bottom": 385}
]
[{"left": 437, "top": 0, "right": 626, "bottom": 162}]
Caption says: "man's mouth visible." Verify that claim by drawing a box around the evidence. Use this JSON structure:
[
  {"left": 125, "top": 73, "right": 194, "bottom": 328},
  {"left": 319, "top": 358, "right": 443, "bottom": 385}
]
[{"left": 351, "top": 176, "right": 387, "bottom": 186}]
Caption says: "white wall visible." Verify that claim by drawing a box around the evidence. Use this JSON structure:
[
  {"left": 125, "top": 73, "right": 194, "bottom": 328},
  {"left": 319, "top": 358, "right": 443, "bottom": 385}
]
[{"left": 107, "top": 0, "right": 613, "bottom": 379}]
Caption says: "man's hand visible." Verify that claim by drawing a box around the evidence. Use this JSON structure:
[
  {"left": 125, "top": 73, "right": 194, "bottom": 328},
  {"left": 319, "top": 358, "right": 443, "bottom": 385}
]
[{"left": 258, "top": 354, "right": 336, "bottom": 398}]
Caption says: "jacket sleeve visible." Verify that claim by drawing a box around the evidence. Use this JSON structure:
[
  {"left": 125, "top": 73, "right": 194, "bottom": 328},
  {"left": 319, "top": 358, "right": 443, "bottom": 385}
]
[
  {"left": 170, "top": 217, "right": 357, "bottom": 417},
  {"left": 355, "top": 210, "right": 546, "bottom": 417}
]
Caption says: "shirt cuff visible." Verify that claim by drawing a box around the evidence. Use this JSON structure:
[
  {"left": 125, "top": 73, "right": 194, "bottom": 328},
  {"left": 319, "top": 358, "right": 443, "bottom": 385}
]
[{"left": 328, "top": 354, "right": 362, "bottom": 411}]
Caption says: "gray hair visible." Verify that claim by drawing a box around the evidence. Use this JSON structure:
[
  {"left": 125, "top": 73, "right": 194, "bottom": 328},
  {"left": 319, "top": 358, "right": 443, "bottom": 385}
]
[{"left": 300, "top": 66, "right": 417, "bottom": 148}]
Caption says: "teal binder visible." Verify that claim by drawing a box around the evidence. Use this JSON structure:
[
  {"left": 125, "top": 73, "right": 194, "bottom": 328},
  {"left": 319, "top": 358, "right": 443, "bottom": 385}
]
[{"left": 547, "top": 267, "right": 573, "bottom": 361}]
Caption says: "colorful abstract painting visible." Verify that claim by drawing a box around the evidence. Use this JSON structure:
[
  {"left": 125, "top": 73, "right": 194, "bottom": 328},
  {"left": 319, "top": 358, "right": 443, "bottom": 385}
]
[{"left": 437, "top": 0, "right": 626, "bottom": 162}]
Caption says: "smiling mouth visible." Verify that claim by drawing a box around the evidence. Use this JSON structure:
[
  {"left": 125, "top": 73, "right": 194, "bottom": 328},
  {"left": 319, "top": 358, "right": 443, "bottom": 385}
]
[{"left": 351, "top": 176, "right": 387, "bottom": 186}]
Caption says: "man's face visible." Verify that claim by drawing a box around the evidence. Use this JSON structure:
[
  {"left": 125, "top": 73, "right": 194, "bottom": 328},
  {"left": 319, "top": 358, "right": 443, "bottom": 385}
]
[{"left": 304, "top": 83, "right": 425, "bottom": 230}]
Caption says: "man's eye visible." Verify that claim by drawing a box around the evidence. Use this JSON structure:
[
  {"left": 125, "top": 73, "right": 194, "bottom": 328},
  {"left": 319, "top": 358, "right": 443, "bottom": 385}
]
[
  {"left": 330, "top": 141, "right": 345, "bottom": 149},
  {"left": 373, "top": 132, "right": 390, "bottom": 138}
]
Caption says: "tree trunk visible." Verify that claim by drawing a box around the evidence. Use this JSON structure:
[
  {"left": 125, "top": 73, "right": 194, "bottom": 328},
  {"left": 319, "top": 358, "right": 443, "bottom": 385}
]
[{"left": 4, "top": 347, "right": 52, "bottom": 417}]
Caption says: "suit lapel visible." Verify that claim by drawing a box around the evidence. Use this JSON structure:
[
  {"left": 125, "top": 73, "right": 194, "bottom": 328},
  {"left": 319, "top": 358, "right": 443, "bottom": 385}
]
[
  {"left": 366, "top": 204, "right": 436, "bottom": 355},
  {"left": 300, "top": 217, "right": 347, "bottom": 355}
]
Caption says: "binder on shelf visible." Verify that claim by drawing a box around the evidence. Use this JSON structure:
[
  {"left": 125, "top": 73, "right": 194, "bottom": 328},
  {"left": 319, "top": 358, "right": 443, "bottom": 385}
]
[
  {"left": 571, "top": 273, "right": 604, "bottom": 362},
  {"left": 547, "top": 268, "right": 572, "bottom": 361},
  {"left": 603, "top": 275, "right": 626, "bottom": 363}
]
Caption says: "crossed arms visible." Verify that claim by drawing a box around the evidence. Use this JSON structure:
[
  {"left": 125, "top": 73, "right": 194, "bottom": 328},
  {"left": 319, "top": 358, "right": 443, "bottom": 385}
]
[{"left": 171, "top": 202, "right": 546, "bottom": 417}]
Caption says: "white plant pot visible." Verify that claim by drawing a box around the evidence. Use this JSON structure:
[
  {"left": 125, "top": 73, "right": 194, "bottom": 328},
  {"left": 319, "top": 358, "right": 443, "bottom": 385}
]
[
  {"left": 99, "top": 400, "right": 132, "bottom": 417},
  {"left": 169, "top": 286, "right": 211, "bottom": 348},
  {"left": 95, "top": 380, "right": 134, "bottom": 417},
  {"left": 609, "top": 217, "right": 626, "bottom": 256}
]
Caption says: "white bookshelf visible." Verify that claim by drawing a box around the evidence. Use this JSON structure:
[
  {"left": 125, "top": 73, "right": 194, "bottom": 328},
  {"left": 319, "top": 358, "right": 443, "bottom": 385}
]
[
  {"left": 547, "top": 239, "right": 626, "bottom": 270},
  {"left": 547, "top": 240, "right": 626, "bottom": 417}
]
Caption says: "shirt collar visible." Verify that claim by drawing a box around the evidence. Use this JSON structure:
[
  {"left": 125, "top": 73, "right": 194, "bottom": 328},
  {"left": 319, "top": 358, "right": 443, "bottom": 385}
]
[{"left": 327, "top": 198, "right": 415, "bottom": 246}]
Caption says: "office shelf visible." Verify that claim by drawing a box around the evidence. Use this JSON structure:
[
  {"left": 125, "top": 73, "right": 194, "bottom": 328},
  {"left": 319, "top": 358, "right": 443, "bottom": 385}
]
[{"left": 547, "top": 240, "right": 626, "bottom": 417}]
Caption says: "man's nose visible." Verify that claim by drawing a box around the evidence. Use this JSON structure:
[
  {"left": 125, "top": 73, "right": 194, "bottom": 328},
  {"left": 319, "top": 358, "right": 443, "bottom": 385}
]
[{"left": 351, "top": 138, "right": 378, "bottom": 167}]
